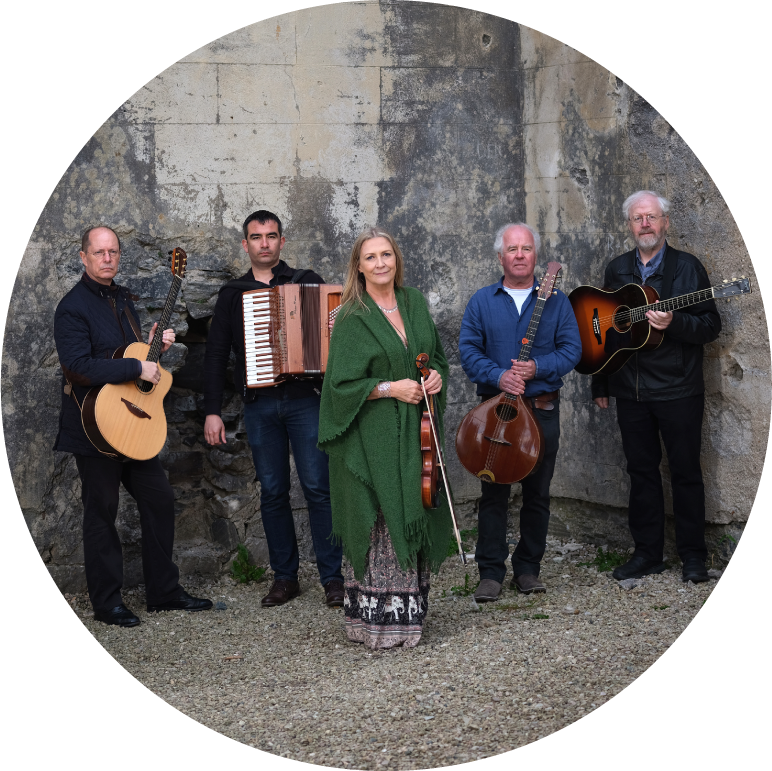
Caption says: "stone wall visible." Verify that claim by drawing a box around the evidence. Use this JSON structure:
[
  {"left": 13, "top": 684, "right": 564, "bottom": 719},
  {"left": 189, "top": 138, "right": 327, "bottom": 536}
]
[{"left": 3, "top": 2, "right": 766, "bottom": 593}]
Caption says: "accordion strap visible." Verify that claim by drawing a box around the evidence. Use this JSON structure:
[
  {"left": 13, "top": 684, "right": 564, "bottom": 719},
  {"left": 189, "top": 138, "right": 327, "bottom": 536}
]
[{"left": 219, "top": 269, "right": 316, "bottom": 293}]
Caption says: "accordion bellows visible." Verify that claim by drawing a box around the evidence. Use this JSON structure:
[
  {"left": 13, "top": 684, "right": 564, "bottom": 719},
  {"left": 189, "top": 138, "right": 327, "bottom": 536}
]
[{"left": 242, "top": 284, "right": 343, "bottom": 388}]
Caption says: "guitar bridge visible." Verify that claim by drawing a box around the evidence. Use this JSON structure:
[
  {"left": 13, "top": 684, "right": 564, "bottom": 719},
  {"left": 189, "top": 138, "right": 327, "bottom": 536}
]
[
  {"left": 121, "top": 398, "right": 151, "bottom": 420},
  {"left": 484, "top": 436, "right": 511, "bottom": 446},
  {"left": 592, "top": 308, "right": 602, "bottom": 345}
]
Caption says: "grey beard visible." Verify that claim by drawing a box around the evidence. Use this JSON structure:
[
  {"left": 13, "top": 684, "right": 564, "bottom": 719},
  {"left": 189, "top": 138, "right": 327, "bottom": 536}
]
[{"left": 635, "top": 232, "right": 661, "bottom": 251}]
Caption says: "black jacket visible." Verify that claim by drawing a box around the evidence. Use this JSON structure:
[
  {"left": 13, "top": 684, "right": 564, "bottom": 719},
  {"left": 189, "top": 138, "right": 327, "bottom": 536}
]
[
  {"left": 53, "top": 273, "right": 144, "bottom": 456},
  {"left": 203, "top": 261, "right": 325, "bottom": 415},
  {"left": 591, "top": 243, "right": 721, "bottom": 402}
]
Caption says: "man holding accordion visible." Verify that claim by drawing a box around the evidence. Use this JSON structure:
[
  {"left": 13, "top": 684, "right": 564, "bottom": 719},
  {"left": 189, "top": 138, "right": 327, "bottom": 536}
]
[{"left": 203, "top": 210, "right": 344, "bottom": 608}]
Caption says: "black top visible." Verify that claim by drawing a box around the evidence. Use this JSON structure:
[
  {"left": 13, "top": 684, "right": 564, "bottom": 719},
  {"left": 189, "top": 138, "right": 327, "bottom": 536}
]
[
  {"left": 203, "top": 260, "right": 326, "bottom": 415},
  {"left": 53, "top": 273, "right": 143, "bottom": 456},
  {"left": 591, "top": 243, "right": 722, "bottom": 402}
]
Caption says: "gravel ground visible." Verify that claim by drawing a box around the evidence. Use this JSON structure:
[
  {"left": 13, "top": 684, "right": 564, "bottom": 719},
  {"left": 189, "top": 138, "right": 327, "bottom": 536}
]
[{"left": 68, "top": 537, "right": 721, "bottom": 769}]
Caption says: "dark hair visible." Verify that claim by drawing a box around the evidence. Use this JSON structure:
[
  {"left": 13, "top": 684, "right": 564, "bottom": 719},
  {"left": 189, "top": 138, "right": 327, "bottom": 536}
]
[
  {"left": 242, "top": 210, "right": 283, "bottom": 239},
  {"left": 81, "top": 225, "right": 121, "bottom": 253}
]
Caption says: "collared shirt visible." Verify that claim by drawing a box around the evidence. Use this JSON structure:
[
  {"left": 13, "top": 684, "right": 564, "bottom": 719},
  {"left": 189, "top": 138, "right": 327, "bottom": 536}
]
[
  {"left": 459, "top": 276, "right": 582, "bottom": 398},
  {"left": 636, "top": 242, "right": 666, "bottom": 285}
]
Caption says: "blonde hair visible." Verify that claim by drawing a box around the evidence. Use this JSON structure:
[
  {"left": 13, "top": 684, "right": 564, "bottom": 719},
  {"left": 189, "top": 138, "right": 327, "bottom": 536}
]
[{"left": 340, "top": 227, "right": 405, "bottom": 314}]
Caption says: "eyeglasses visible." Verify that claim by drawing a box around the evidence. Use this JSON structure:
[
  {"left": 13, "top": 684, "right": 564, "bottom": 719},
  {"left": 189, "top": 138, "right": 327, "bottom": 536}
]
[
  {"left": 89, "top": 249, "right": 120, "bottom": 258},
  {"left": 630, "top": 214, "right": 666, "bottom": 225}
]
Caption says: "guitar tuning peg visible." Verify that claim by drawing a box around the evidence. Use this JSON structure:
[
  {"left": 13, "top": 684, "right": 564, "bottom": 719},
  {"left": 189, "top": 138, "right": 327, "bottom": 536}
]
[
  {"left": 722, "top": 279, "right": 728, "bottom": 283},
  {"left": 553, "top": 291, "right": 557, "bottom": 295},
  {"left": 741, "top": 275, "right": 746, "bottom": 279}
]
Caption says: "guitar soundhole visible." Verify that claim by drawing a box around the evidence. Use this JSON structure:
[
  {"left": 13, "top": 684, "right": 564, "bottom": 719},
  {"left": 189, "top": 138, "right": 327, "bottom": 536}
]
[
  {"left": 612, "top": 305, "right": 632, "bottom": 333},
  {"left": 136, "top": 380, "right": 154, "bottom": 394},
  {"left": 495, "top": 402, "right": 518, "bottom": 422}
]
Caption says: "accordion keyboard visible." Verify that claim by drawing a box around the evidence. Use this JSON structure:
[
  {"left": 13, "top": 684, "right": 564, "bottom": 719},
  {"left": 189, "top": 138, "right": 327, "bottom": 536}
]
[{"left": 243, "top": 290, "right": 284, "bottom": 387}]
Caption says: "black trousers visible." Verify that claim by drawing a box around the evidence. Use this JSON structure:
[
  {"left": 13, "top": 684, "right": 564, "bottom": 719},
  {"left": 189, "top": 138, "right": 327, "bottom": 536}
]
[
  {"left": 615, "top": 395, "right": 707, "bottom": 563},
  {"left": 74, "top": 454, "right": 180, "bottom": 612},
  {"left": 476, "top": 400, "right": 561, "bottom": 583}
]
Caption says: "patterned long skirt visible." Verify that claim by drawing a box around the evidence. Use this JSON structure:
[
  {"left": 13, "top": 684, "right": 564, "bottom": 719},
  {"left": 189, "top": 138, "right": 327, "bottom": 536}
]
[{"left": 343, "top": 510, "right": 430, "bottom": 649}]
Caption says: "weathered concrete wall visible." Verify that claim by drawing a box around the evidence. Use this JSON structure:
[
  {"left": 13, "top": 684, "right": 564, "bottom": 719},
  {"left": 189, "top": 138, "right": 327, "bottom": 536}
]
[{"left": 3, "top": 3, "right": 766, "bottom": 593}]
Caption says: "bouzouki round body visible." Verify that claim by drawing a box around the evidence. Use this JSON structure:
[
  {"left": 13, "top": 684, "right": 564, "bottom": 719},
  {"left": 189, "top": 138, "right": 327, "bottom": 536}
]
[
  {"left": 82, "top": 342, "right": 172, "bottom": 461},
  {"left": 455, "top": 393, "right": 545, "bottom": 485}
]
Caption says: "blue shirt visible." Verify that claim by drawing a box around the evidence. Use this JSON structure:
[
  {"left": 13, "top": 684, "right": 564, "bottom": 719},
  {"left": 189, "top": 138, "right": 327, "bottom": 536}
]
[
  {"left": 636, "top": 242, "right": 666, "bottom": 284},
  {"left": 459, "top": 277, "right": 582, "bottom": 397}
]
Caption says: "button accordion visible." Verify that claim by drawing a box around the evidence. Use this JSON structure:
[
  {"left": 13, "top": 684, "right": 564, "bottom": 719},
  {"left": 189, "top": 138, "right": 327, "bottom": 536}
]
[{"left": 242, "top": 284, "right": 343, "bottom": 388}]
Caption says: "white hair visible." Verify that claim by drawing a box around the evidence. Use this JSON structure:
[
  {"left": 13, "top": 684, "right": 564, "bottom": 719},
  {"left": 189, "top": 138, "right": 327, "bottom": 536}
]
[
  {"left": 622, "top": 190, "right": 671, "bottom": 220},
  {"left": 493, "top": 223, "right": 541, "bottom": 256}
]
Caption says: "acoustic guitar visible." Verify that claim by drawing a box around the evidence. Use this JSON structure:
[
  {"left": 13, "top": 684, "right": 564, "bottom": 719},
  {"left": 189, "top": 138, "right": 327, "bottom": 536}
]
[
  {"left": 81, "top": 248, "right": 187, "bottom": 460},
  {"left": 568, "top": 276, "right": 751, "bottom": 375},
  {"left": 455, "top": 262, "right": 562, "bottom": 485}
]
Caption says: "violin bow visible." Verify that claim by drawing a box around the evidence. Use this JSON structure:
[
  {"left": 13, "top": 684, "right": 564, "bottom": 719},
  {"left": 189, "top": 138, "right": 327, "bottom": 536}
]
[{"left": 416, "top": 355, "right": 467, "bottom": 565}]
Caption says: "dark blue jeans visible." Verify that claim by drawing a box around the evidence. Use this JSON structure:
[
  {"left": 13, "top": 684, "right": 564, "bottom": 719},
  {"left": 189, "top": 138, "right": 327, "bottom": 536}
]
[
  {"left": 616, "top": 395, "right": 707, "bottom": 563},
  {"left": 243, "top": 394, "right": 342, "bottom": 585},
  {"left": 476, "top": 400, "right": 561, "bottom": 583}
]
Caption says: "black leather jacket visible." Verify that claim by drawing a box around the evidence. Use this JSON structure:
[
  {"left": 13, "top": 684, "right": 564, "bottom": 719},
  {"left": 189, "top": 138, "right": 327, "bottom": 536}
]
[{"left": 591, "top": 243, "right": 721, "bottom": 402}]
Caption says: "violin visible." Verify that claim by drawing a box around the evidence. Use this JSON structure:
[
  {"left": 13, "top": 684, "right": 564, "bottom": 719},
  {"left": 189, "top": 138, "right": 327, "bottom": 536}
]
[
  {"left": 415, "top": 353, "right": 439, "bottom": 509},
  {"left": 415, "top": 353, "right": 466, "bottom": 564},
  {"left": 455, "top": 262, "right": 562, "bottom": 485}
]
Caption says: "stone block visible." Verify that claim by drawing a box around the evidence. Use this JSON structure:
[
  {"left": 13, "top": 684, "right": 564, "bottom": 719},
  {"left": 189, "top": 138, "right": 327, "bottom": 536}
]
[
  {"left": 122, "top": 63, "right": 218, "bottom": 124},
  {"left": 294, "top": 65, "right": 380, "bottom": 124},
  {"left": 453, "top": 9, "right": 519, "bottom": 70},
  {"left": 381, "top": 68, "right": 520, "bottom": 125},
  {"left": 155, "top": 124, "right": 297, "bottom": 185},
  {"left": 524, "top": 121, "right": 561, "bottom": 179},
  {"left": 181, "top": 15, "right": 297, "bottom": 65},
  {"left": 296, "top": 4, "right": 389, "bottom": 67},
  {"left": 211, "top": 517, "right": 241, "bottom": 550},
  {"left": 296, "top": 123, "right": 384, "bottom": 182},
  {"left": 218, "top": 64, "right": 300, "bottom": 124},
  {"left": 520, "top": 27, "right": 591, "bottom": 69}
]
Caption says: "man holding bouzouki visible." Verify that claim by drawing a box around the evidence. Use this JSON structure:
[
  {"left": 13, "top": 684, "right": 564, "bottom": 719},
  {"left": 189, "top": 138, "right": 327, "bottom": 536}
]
[
  {"left": 590, "top": 191, "right": 721, "bottom": 583},
  {"left": 458, "top": 223, "right": 581, "bottom": 601},
  {"left": 54, "top": 226, "right": 212, "bottom": 627}
]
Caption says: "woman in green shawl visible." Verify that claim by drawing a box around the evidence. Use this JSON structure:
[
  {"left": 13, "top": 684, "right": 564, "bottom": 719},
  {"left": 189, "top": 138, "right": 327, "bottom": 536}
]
[{"left": 318, "top": 227, "right": 452, "bottom": 649}]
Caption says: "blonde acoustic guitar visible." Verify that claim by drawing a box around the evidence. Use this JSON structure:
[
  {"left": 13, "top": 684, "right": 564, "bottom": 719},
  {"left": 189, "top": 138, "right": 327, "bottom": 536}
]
[{"left": 81, "top": 247, "right": 187, "bottom": 461}]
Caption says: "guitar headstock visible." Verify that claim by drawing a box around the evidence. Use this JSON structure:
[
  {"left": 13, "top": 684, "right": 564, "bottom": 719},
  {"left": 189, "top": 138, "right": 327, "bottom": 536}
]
[
  {"left": 169, "top": 247, "right": 188, "bottom": 279},
  {"left": 537, "top": 261, "right": 563, "bottom": 300},
  {"left": 714, "top": 276, "right": 751, "bottom": 299}
]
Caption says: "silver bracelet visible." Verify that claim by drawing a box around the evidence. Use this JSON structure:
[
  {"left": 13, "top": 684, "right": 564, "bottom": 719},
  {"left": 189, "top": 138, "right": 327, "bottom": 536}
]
[{"left": 377, "top": 381, "right": 391, "bottom": 399}]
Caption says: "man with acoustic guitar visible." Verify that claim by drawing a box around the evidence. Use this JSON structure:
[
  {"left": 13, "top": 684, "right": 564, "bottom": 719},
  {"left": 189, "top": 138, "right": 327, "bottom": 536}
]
[
  {"left": 592, "top": 191, "right": 721, "bottom": 583},
  {"left": 54, "top": 226, "right": 212, "bottom": 627},
  {"left": 459, "top": 223, "right": 581, "bottom": 601}
]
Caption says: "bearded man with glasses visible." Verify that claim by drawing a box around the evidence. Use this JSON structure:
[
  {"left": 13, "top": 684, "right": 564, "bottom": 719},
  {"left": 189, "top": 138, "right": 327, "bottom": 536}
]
[{"left": 592, "top": 191, "right": 721, "bottom": 583}]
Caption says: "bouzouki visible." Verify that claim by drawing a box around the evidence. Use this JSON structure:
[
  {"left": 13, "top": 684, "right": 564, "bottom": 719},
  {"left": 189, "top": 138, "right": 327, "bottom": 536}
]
[
  {"left": 455, "top": 262, "right": 562, "bottom": 486},
  {"left": 81, "top": 248, "right": 187, "bottom": 461},
  {"left": 568, "top": 276, "right": 751, "bottom": 375},
  {"left": 415, "top": 353, "right": 467, "bottom": 565}
]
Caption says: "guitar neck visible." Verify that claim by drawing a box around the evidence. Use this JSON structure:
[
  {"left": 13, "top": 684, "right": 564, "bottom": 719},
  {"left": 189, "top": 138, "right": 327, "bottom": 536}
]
[
  {"left": 518, "top": 295, "right": 547, "bottom": 362},
  {"left": 146, "top": 275, "right": 183, "bottom": 363},
  {"left": 631, "top": 286, "right": 716, "bottom": 321}
]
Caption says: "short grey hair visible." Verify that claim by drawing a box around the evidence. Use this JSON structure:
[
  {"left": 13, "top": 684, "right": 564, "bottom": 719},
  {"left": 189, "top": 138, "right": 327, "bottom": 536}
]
[
  {"left": 622, "top": 190, "right": 671, "bottom": 220},
  {"left": 493, "top": 223, "right": 541, "bottom": 256}
]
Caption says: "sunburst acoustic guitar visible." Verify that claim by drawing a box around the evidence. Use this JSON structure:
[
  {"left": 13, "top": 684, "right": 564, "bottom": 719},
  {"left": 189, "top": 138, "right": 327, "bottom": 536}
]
[
  {"left": 81, "top": 247, "right": 187, "bottom": 461},
  {"left": 568, "top": 276, "right": 751, "bottom": 376}
]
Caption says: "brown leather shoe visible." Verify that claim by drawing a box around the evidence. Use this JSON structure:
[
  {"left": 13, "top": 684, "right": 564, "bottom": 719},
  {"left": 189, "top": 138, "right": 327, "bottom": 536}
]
[
  {"left": 511, "top": 573, "right": 546, "bottom": 594},
  {"left": 323, "top": 580, "right": 345, "bottom": 607},
  {"left": 261, "top": 579, "right": 300, "bottom": 607}
]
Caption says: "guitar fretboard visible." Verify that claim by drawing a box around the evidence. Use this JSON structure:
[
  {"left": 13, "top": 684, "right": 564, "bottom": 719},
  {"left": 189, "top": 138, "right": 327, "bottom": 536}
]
[
  {"left": 146, "top": 274, "right": 183, "bottom": 363},
  {"left": 629, "top": 287, "right": 715, "bottom": 324}
]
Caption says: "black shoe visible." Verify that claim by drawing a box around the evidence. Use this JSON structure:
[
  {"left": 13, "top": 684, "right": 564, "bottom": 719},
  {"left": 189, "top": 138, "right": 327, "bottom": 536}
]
[
  {"left": 612, "top": 555, "right": 667, "bottom": 580},
  {"left": 147, "top": 589, "right": 213, "bottom": 613},
  {"left": 94, "top": 604, "right": 140, "bottom": 627},
  {"left": 682, "top": 558, "right": 709, "bottom": 583}
]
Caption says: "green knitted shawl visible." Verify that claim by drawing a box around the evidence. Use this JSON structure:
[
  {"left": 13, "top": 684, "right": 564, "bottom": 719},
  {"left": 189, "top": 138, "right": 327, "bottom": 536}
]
[{"left": 318, "top": 286, "right": 452, "bottom": 580}]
